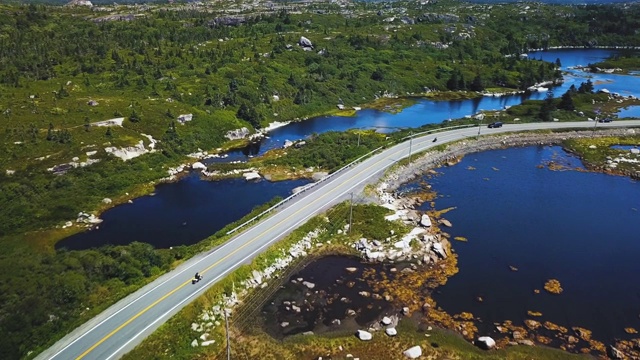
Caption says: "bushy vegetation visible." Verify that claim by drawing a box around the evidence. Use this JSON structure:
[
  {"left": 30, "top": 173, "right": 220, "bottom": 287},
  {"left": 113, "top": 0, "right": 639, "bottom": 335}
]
[
  {"left": 0, "top": 195, "right": 282, "bottom": 359},
  {"left": 590, "top": 53, "right": 640, "bottom": 73},
  {"left": 265, "top": 131, "right": 388, "bottom": 171},
  {"left": 1, "top": 0, "right": 640, "bottom": 358}
]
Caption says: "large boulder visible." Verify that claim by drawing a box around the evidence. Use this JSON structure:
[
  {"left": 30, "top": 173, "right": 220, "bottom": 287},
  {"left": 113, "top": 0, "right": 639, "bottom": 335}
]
[
  {"left": 476, "top": 336, "right": 496, "bottom": 350},
  {"left": 192, "top": 162, "right": 206, "bottom": 170},
  {"left": 356, "top": 330, "right": 373, "bottom": 341},
  {"left": 403, "top": 345, "right": 422, "bottom": 359},
  {"left": 299, "top": 36, "right": 313, "bottom": 48},
  {"left": 243, "top": 171, "right": 261, "bottom": 181},
  {"left": 432, "top": 242, "right": 447, "bottom": 259}
]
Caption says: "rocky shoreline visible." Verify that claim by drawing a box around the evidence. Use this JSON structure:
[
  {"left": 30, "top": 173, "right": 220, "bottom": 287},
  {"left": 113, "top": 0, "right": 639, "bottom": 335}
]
[
  {"left": 186, "top": 127, "right": 640, "bottom": 358},
  {"left": 378, "top": 127, "right": 639, "bottom": 192}
]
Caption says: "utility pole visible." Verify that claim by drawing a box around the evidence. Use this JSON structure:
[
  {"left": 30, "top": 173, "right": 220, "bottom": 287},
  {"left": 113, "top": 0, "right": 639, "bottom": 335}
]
[
  {"left": 408, "top": 131, "right": 413, "bottom": 162},
  {"left": 348, "top": 192, "right": 354, "bottom": 234},
  {"left": 357, "top": 132, "right": 361, "bottom": 147},
  {"left": 477, "top": 114, "right": 483, "bottom": 139},
  {"left": 225, "top": 309, "right": 231, "bottom": 360}
]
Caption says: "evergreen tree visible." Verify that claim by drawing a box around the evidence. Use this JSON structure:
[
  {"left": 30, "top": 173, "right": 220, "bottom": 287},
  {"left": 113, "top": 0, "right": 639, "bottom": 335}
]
[
  {"left": 558, "top": 92, "right": 575, "bottom": 111},
  {"left": 237, "top": 103, "right": 262, "bottom": 129},
  {"left": 538, "top": 91, "right": 556, "bottom": 122},
  {"left": 129, "top": 109, "right": 141, "bottom": 123},
  {"left": 470, "top": 74, "right": 484, "bottom": 91},
  {"left": 578, "top": 79, "right": 594, "bottom": 94}
]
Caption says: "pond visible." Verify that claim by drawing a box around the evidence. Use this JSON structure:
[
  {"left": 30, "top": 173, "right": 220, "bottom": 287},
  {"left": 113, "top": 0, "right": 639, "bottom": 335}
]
[
  {"left": 56, "top": 175, "right": 310, "bottom": 250},
  {"left": 403, "top": 145, "right": 640, "bottom": 344},
  {"left": 261, "top": 255, "right": 396, "bottom": 338}
]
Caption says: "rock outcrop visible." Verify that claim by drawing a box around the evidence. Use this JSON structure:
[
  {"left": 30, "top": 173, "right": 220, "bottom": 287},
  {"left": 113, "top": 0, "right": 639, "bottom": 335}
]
[{"left": 299, "top": 36, "right": 313, "bottom": 49}]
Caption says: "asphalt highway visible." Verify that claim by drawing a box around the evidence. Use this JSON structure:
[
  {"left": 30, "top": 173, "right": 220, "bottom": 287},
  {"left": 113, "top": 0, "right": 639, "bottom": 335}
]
[{"left": 37, "top": 120, "right": 640, "bottom": 360}]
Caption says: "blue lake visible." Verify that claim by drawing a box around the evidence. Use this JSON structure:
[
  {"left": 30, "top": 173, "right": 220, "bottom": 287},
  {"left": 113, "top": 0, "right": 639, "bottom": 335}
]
[
  {"left": 618, "top": 105, "right": 640, "bottom": 119},
  {"left": 219, "top": 48, "right": 640, "bottom": 162},
  {"left": 408, "top": 146, "right": 640, "bottom": 343},
  {"left": 56, "top": 176, "right": 310, "bottom": 250}
]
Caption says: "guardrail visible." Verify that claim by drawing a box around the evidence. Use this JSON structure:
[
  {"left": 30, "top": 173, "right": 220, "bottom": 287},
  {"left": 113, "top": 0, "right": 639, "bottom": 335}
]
[
  {"left": 225, "top": 145, "right": 385, "bottom": 235},
  {"left": 225, "top": 123, "right": 479, "bottom": 236},
  {"left": 401, "top": 123, "right": 476, "bottom": 141}
]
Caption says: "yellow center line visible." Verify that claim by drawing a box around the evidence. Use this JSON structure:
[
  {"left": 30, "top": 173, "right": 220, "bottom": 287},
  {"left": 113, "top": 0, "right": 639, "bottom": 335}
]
[
  {"left": 76, "top": 143, "right": 410, "bottom": 359},
  {"left": 75, "top": 280, "right": 191, "bottom": 359}
]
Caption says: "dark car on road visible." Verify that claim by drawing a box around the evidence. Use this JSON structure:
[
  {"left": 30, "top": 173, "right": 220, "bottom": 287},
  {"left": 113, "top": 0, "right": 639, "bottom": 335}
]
[
  {"left": 487, "top": 122, "right": 503, "bottom": 128},
  {"left": 598, "top": 118, "right": 613, "bottom": 123}
]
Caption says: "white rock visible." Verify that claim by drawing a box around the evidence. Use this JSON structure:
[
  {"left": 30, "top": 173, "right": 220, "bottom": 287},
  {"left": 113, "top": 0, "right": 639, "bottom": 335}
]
[
  {"left": 403, "top": 345, "right": 422, "bottom": 359},
  {"left": 345, "top": 267, "right": 357, "bottom": 273},
  {"left": 191, "top": 339, "right": 199, "bottom": 347},
  {"left": 476, "top": 336, "right": 496, "bottom": 350},
  {"left": 102, "top": 198, "right": 112, "bottom": 204},
  {"left": 356, "top": 330, "right": 372, "bottom": 341},
  {"left": 5, "top": 169, "right": 15, "bottom": 175},
  {"left": 432, "top": 242, "right": 447, "bottom": 258},
  {"left": 402, "top": 307, "right": 410, "bottom": 315},
  {"left": 302, "top": 281, "right": 316, "bottom": 289},
  {"left": 192, "top": 162, "right": 206, "bottom": 170},
  {"left": 243, "top": 171, "right": 261, "bottom": 181},
  {"left": 281, "top": 322, "right": 289, "bottom": 327},
  {"left": 382, "top": 316, "right": 392, "bottom": 325},
  {"left": 201, "top": 340, "right": 215, "bottom": 346},
  {"left": 420, "top": 214, "right": 432, "bottom": 227},
  {"left": 385, "top": 327, "right": 397, "bottom": 336}
]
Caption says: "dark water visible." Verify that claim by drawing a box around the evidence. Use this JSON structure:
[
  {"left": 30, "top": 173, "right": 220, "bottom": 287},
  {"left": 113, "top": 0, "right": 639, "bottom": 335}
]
[
  {"left": 262, "top": 256, "right": 395, "bottom": 338},
  {"left": 405, "top": 146, "right": 640, "bottom": 343},
  {"left": 56, "top": 175, "right": 309, "bottom": 250},
  {"left": 220, "top": 49, "right": 639, "bottom": 161}
]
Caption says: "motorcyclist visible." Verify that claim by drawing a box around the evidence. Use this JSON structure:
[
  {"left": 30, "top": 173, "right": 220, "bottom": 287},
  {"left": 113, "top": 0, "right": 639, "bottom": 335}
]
[
  {"left": 433, "top": 137, "right": 437, "bottom": 142},
  {"left": 195, "top": 272, "right": 201, "bottom": 281}
]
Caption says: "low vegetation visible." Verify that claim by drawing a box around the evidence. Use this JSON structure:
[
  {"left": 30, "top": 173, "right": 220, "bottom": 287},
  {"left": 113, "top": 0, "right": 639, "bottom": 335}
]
[{"left": 1, "top": 0, "right": 640, "bottom": 358}]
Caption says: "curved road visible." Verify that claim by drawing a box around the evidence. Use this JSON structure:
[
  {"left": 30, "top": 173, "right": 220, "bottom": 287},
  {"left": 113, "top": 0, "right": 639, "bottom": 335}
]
[{"left": 37, "top": 121, "right": 640, "bottom": 360}]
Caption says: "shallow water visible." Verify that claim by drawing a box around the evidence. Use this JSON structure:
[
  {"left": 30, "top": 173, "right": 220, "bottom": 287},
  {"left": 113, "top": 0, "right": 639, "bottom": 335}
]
[{"left": 261, "top": 255, "right": 396, "bottom": 338}]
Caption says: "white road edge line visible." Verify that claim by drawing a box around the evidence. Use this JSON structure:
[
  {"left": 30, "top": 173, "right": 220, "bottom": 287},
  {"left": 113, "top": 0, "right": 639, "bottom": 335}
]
[{"left": 104, "top": 147, "right": 394, "bottom": 360}]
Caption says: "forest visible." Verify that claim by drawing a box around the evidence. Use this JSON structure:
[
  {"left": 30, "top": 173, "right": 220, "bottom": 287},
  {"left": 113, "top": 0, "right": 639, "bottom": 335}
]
[{"left": 1, "top": 0, "right": 640, "bottom": 358}]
